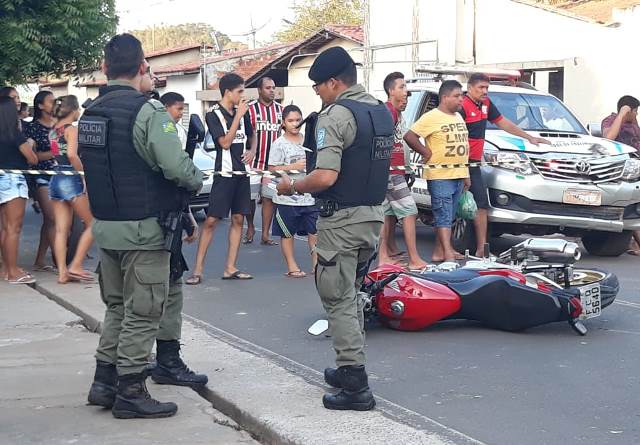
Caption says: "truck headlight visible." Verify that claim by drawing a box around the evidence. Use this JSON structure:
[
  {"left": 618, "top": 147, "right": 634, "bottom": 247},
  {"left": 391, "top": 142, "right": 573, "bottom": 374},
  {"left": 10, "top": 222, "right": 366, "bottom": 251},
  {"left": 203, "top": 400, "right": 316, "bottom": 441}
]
[
  {"left": 622, "top": 158, "right": 640, "bottom": 181},
  {"left": 485, "top": 151, "right": 533, "bottom": 175}
]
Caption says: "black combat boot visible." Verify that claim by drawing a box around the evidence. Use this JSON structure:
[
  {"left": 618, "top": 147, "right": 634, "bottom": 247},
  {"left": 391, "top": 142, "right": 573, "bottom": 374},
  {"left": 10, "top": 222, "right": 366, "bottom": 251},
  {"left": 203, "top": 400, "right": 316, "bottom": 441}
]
[
  {"left": 111, "top": 372, "right": 178, "bottom": 419},
  {"left": 324, "top": 367, "right": 341, "bottom": 388},
  {"left": 151, "top": 340, "right": 208, "bottom": 387},
  {"left": 87, "top": 360, "right": 117, "bottom": 408},
  {"left": 322, "top": 365, "right": 376, "bottom": 411}
]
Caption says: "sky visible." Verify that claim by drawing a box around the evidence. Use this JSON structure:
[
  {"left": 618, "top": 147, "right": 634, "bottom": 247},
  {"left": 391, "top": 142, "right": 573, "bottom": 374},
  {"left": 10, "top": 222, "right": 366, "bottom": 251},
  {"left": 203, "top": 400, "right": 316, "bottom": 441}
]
[{"left": 116, "top": 0, "right": 295, "bottom": 46}]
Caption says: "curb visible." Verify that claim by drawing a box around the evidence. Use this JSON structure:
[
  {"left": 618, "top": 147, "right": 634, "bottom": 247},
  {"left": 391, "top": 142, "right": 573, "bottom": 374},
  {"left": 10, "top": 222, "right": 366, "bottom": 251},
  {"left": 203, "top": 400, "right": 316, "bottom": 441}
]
[
  {"left": 33, "top": 282, "right": 102, "bottom": 333},
  {"left": 31, "top": 278, "right": 481, "bottom": 445}
]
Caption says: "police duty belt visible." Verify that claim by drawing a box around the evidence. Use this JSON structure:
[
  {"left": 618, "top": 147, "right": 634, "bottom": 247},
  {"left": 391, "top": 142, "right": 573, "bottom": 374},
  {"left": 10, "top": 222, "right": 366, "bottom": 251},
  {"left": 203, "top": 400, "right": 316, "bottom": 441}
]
[{"left": 0, "top": 154, "right": 617, "bottom": 177}]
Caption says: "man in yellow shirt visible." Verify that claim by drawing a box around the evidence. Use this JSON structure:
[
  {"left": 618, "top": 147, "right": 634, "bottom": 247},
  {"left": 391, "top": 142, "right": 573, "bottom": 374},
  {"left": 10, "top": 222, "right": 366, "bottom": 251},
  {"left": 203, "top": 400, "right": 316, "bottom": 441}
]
[{"left": 404, "top": 80, "right": 470, "bottom": 262}]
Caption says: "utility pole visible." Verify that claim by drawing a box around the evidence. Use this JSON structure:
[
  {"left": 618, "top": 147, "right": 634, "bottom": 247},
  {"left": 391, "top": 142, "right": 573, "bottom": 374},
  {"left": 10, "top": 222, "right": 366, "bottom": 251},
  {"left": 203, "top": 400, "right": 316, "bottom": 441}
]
[
  {"left": 412, "top": 0, "right": 420, "bottom": 75},
  {"left": 363, "top": 0, "right": 371, "bottom": 91}
]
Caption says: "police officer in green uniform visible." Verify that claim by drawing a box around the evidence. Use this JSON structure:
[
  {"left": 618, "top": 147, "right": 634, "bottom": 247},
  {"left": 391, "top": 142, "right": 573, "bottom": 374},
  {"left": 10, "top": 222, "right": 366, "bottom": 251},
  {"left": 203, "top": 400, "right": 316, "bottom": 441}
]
[
  {"left": 277, "top": 47, "right": 393, "bottom": 411},
  {"left": 80, "top": 34, "right": 203, "bottom": 419}
]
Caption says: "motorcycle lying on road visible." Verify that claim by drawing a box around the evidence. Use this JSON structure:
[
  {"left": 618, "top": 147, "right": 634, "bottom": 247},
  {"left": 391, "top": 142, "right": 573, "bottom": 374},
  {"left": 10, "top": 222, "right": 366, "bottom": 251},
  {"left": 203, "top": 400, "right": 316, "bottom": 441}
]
[{"left": 308, "top": 238, "right": 619, "bottom": 337}]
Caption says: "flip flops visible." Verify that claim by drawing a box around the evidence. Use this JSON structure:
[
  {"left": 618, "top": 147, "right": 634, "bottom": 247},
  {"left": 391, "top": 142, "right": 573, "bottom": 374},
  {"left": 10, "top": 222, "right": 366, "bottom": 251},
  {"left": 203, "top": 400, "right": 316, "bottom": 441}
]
[
  {"left": 285, "top": 270, "right": 306, "bottom": 278},
  {"left": 68, "top": 271, "right": 94, "bottom": 282},
  {"left": 260, "top": 239, "right": 279, "bottom": 246},
  {"left": 242, "top": 235, "right": 254, "bottom": 244},
  {"left": 33, "top": 265, "right": 58, "bottom": 273},
  {"left": 185, "top": 274, "right": 202, "bottom": 285},
  {"left": 222, "top": 271, "right": 253, "bottom": 280},
  {"left": 8, "top": 273, "right": 36, "bottom": 285}
]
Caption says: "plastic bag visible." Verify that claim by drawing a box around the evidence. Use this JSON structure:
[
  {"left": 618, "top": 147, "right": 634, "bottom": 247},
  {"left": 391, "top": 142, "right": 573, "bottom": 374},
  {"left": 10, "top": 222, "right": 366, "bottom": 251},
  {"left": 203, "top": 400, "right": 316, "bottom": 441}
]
[{"left": 457, "top": 190, "right": 478, "bottom": 220}]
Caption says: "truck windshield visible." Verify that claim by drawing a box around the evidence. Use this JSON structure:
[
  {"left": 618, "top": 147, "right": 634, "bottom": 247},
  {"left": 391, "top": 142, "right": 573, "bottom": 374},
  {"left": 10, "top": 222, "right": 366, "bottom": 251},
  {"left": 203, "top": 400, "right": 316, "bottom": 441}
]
[{"left": 487, "top": 92, "right": 587, "bottom": 134}]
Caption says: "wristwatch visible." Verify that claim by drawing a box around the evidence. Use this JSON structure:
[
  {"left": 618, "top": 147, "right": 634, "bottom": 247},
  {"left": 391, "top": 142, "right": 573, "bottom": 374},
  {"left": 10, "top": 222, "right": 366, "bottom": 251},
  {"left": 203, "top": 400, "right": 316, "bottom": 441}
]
[{"left": 290, "top": 179, "right": 298, "bottom": 195}]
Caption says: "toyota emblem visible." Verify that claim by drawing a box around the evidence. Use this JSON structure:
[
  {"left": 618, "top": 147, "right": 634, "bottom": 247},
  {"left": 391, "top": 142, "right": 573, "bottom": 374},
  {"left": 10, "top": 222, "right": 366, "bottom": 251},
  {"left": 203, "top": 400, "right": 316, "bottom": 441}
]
[{"left": 575, "top": 160, "right": 591, "bottom": 175}]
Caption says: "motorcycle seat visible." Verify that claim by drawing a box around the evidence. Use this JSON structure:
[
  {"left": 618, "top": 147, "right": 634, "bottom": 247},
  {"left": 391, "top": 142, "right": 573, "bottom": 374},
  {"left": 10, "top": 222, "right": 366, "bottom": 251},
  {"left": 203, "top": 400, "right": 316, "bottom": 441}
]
[{"left": 412, "top": 269, "right": 480, "bottom": 285}]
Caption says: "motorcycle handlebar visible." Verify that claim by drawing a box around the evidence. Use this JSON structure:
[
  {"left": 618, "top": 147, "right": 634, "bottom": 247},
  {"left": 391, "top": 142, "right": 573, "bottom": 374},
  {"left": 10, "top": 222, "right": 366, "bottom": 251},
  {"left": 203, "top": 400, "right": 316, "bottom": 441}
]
[{"left": 368, "top": 272, "right": 401, "bottom": 295}]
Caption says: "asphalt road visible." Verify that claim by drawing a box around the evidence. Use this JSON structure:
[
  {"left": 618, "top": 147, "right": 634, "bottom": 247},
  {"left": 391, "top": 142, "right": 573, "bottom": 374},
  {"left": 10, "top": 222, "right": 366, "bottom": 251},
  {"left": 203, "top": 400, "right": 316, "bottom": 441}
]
[{"left": 20, "top": 205, "right": 640, "bottom": 445}]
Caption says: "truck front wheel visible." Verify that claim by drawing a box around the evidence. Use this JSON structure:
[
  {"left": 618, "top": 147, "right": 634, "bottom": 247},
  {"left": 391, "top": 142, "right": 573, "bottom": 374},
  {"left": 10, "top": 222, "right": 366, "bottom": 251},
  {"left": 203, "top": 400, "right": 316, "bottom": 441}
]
[{"left": 581, "top": 231, "right": 632, "bottom": 257}]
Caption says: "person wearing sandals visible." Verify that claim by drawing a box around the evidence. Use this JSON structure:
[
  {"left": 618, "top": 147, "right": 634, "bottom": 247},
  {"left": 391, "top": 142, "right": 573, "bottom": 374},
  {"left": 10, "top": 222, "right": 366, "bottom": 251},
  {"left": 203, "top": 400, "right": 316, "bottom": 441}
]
[
  {"left": 0, "top": 95, "right": 39, "bottom": 284},
  {"left": 269, "top": 105, "right": 318, "bottom": 278},
  {"left": 48, "top": 95, "right": 95, "bottom": 284},
  {"left": 24, "top": 90, "right": 57, "bottom": 273},
  {"left": 186, "top": 73, "right": 256, "bottom": 285}
]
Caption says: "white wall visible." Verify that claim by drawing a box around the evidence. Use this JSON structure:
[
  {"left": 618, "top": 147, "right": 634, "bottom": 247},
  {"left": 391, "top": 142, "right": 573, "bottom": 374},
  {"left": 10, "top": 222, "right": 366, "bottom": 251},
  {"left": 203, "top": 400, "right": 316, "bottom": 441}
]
[
  {"left": 285, "top": 38, "right": 363, "bottom": 117},
  {"left": 474, "top": 0, "right": 611, "bottom": 65},
  {"left": 368, "top": 0, "right": 640, "bottom": 124},
  {"left": 156, "top": 73, "right": 204, "bottom": 121},
  {"left": 368, "top": 0, "right": 451, "bottom": 100}
]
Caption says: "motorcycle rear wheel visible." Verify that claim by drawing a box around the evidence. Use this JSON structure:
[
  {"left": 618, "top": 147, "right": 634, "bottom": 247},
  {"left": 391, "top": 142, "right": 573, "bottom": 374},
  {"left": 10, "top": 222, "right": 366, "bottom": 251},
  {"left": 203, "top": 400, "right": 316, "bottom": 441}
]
[{"left": 565, "top": 268, "right": 619, "bottom": 309}]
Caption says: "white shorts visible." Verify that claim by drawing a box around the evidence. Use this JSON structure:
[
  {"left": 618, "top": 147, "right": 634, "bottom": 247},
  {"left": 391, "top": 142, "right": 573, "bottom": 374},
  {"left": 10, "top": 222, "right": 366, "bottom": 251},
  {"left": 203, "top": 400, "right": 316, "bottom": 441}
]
[{"left": 0, "top": 173, "right": 29, "bottom": 204}]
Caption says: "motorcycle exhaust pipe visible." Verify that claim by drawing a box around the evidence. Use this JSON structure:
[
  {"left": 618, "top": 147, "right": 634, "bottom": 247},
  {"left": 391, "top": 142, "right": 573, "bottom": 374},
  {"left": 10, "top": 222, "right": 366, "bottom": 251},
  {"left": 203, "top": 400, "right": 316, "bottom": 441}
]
[{"left": 499, "top": 238, "right": 581, "bottom": 262}]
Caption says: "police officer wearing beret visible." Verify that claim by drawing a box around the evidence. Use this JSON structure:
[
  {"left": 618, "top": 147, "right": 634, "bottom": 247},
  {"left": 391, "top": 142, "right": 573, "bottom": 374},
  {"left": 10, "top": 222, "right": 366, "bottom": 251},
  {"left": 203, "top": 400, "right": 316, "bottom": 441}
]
[
  {"left": 277, "top": 47, "right": 393, "bottom": 411},
  {"left": 80, "top": 34, "right": 204, "bottom": 419}
]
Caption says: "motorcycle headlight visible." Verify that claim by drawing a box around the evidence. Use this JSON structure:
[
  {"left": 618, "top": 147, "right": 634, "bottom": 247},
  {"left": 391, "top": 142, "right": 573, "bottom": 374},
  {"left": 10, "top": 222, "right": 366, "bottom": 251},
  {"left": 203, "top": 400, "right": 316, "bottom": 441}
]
[
  {"left": 485, "top": 151, "right": 533, "bottom": 175},
  {"left": 622, "top": 158, "right": 640, "bottom": 181}
]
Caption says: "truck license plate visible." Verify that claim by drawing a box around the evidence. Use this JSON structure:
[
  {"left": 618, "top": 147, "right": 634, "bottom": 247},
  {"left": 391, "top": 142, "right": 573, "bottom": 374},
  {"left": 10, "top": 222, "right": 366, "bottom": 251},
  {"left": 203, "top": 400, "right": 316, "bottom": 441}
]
[
  {"left": 562, "top": 189, "right": 602, "bottom": 206},
  {"left": 579, "top": 283, "right": 601, "bottom": 319}
]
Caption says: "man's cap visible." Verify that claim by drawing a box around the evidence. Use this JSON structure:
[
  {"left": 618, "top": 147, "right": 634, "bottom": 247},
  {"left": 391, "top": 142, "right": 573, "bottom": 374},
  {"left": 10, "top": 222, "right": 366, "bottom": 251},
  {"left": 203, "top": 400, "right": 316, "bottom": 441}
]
[{"left": 308, "top": 46, "right": 356, "bottom": 84}]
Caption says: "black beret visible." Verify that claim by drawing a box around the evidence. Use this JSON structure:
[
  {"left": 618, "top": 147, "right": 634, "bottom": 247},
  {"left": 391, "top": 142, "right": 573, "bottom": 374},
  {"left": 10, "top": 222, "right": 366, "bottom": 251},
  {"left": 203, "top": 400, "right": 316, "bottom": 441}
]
[{"left": 308, "top": 46, "right": 355, "bottom": 84}]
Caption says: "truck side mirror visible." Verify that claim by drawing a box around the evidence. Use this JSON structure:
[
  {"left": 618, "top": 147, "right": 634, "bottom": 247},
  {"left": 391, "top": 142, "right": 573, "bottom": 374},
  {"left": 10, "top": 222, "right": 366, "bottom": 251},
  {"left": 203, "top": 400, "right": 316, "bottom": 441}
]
[{"left": 587, "top": 122, "right": 602, "bottom": 137}]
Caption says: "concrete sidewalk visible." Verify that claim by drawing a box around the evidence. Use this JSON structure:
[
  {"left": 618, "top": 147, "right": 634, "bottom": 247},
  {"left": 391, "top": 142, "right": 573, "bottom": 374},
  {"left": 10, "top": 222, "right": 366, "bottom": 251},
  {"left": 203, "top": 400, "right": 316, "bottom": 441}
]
[
  {"left": 0, "top": 280, "right": 257, "bottom": 445},
  {"left": 17, "top": 270, "right": 478, "bottom": 445}
]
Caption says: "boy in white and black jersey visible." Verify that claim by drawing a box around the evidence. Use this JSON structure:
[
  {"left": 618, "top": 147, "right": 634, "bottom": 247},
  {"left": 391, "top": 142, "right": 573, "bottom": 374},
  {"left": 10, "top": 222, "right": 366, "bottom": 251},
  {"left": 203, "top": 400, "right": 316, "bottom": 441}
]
[
  {"left": 244, "top": 77, "right": 283, "bottom": 245},
  {"left": 186, "top": 73, "right": 256, "bottom": 284}
]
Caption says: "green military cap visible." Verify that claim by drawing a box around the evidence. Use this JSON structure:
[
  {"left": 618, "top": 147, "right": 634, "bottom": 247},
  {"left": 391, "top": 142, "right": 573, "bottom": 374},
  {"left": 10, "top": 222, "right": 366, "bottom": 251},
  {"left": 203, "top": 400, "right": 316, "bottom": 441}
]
[{"left": 308, "top": 46, "right": 356, "bottom": 84}]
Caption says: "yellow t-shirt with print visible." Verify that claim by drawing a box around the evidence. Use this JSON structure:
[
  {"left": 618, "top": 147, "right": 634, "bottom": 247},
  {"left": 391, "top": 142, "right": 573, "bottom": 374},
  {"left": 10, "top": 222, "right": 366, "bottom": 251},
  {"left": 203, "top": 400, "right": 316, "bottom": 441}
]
[{"left": 410, "top": 108, "right": 470, "bottom": 180}]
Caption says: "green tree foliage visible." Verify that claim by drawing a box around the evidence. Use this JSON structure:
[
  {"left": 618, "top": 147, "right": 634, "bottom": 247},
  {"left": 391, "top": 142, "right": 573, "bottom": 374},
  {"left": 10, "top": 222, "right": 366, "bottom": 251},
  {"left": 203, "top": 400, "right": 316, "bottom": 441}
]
[
  {"left": 276, "top": 0, "right": 363, "bottom": 43},
  {"left": 0, "top": 0, "right": 117, "bottom": 84},
  {"left": 131, "top": 23, "right": 231, "bottom": 54}
]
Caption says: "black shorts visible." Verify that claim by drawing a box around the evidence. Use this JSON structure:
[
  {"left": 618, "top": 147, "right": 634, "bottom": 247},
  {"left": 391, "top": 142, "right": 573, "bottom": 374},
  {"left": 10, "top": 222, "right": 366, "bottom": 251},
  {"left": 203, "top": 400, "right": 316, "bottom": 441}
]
[
  {"left": 207, "top": 176, "right": 251, "bottom": 219},
  {"left": 272, "top": 205, "right": 319, "bottom": 238},
  {"left": 468, "top": 166, "right": 489, "bottom": 210}
]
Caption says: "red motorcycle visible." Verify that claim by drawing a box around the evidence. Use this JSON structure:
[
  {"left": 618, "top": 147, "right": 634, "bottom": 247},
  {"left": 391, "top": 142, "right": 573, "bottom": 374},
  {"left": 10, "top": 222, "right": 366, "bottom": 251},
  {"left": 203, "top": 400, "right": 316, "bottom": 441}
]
[{"left": 309, "top": 239, "right": 618, "bottom": 337}]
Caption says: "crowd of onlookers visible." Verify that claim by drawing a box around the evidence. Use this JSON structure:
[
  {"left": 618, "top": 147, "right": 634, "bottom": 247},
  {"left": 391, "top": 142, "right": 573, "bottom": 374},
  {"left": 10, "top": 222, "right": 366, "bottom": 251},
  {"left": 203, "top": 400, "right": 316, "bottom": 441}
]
[
  {"left": 0, "top": 86, "right": 94, "bottom": 284},
  {"left": 2, "top": 71, "right": 640, "bottom": 286}
]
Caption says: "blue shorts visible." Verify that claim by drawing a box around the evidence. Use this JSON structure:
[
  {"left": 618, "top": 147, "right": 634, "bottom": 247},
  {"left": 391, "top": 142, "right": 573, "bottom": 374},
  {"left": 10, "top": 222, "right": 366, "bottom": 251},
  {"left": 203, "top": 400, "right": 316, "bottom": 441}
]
[
  {"left": 427, "top": 179, "right": 464, "bottom": 228},
  {"left": 272, "top": 205, "right": 319, "bottom": 238},
  {"left": 0, "top": 173, "right": 29, "bottom": 204},
  {"left": 49, "top": 165, "right": 84, "bottom": 201}
]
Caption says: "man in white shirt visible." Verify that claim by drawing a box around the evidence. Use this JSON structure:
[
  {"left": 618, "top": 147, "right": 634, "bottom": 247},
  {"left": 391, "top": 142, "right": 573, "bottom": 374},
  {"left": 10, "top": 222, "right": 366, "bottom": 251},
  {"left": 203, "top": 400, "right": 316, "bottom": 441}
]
[{"left": 160, "top": 92, "right": 187, "bottom": 150}]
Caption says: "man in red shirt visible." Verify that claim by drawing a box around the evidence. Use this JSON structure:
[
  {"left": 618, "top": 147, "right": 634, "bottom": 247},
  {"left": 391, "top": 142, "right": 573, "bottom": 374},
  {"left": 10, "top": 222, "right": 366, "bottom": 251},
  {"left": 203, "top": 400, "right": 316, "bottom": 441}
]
[
  {"left": 460, "top": 73, "right": 549, "bottom": 256},
  {"left": 245, "top": 77, "right": 283, "bottom": 245},
  {"left": 378, "top": 72, "right": 427, "bottom": 270}
]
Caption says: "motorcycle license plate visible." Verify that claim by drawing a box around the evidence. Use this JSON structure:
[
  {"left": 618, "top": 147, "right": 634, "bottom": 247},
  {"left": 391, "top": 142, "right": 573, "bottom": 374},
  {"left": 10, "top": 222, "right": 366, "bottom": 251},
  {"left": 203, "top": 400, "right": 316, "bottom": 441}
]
[
  {"left": 562, "top": 189, "right": 602, "bottom": 206},
  {"left": 579, "top": 283, "right": 602, "bottom": 319}
]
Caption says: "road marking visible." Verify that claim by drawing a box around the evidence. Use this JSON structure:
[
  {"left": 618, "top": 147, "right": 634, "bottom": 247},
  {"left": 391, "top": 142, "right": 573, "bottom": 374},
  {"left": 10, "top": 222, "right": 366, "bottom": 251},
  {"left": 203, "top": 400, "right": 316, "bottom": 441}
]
[
  {"left": 604, "top": 329, "right": 640, "bottom": 336},
  {"left": 184, "top": 314, "right": 487, "bottom": 445},
  {"left": 614, "top": 299, "right": 640, "bottom": 310}
]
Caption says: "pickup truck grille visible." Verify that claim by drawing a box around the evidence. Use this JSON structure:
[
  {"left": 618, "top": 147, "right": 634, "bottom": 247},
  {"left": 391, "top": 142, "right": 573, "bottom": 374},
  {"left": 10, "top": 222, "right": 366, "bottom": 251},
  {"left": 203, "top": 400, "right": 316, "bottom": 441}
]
[
  {"left": 529, "top": 154, "right": 626, "bottom": 184},
  {"left": 489, "top": 190, "right": 625, "bottom": 221}
]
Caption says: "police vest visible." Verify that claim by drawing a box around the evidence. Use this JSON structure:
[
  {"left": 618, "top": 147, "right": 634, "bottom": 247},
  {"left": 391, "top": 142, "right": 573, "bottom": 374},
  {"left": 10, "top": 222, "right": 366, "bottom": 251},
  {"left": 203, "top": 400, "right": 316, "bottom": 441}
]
[
  {"left": 314, "top": 99, "right": 393, "bottom": 206},
  {"left": 78, "top": 85, "right": 182, "bottom": 221}
]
